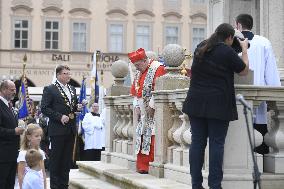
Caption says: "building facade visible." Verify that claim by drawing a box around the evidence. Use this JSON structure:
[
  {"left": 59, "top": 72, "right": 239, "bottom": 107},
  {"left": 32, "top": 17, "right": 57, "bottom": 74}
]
[{"left": 0, "top": 0, "right": 207, "bottom": 88}]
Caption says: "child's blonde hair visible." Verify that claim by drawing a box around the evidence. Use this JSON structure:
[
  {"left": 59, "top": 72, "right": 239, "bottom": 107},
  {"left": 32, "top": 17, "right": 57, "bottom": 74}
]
[
  {"left": 20, "top": 123, "right": 43, "bottom": 150},
  {"left": 25, "top": 149, "right": 43, "bottom": 168}
]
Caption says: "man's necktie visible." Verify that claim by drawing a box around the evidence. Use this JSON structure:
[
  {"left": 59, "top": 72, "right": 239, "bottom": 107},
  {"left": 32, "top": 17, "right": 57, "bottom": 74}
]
[
  {"left": 8, "top": 102, "right": 16, "bottom": 118},
  {"left": 8, "top": 102, "right": 13, "bottom": 110}
]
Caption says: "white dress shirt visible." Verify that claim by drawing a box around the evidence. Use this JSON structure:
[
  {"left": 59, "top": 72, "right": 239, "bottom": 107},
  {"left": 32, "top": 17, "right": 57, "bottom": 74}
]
[{"left": 248, "top": 35, "right": 281, "bottom": 124}]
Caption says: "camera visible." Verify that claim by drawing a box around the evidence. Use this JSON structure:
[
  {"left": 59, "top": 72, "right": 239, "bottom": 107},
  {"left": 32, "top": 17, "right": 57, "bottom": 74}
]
[{"left": 231, "top": 36, "right": 250, "bottom": 53}]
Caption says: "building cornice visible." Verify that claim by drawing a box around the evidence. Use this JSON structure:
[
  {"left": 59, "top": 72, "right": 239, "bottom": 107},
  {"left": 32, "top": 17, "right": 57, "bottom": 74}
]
[
  {"left": 11, "top": 5, "right": 33, "bottom": 12},
  {"left": 42, "top": 6, "right": 63, "bottom": 13},
  {"left": 106, "top": 8, "right": 128, "bottom": 16},
  {"left": 190, "top": 12, "right": 207, "bottom": 20},
  {"left": 69, "top": 8, "right": 91, "bottom": 15},
  {"left": 162, "top": 12, "right": 182, "bottom": 19},
  {"left": 133, "top": 10, "right": 155, "bottom": 17}
]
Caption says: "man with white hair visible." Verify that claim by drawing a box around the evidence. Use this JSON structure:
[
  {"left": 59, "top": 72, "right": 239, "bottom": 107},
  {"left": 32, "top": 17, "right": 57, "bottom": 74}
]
[{"left": 0, "top": 80, "right": 24, "bottom": 189}]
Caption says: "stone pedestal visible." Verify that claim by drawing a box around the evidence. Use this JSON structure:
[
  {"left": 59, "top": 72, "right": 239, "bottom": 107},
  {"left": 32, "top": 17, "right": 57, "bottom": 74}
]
[
  {"left": 149, "top": 73, "right": 190, "bottom": 178},
  {"left": 101, "top": 60, "right": 133, "bottom": 168},
  {"left": 102, "top": 97, "right": 117, "bottom": 155},
  {"left": 149, "top": 91, "right": 172, "bottom": 178},
  {"left": 264, "top": 102, "right": 284, "bottom": 173},
  {"left": 264, "top": 153, "right": 284, "bottom": 173}
]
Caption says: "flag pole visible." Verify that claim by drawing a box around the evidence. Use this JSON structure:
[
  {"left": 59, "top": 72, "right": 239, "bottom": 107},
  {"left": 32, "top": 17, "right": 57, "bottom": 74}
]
[
  {"left": 72, "top": 75, "right": 86, "bottom": 163},
  {"left": 20, "top": 54, "right": 32, "bottom": 120},
  {"left": 89, "top": 50, "right": 100, "bottom": 108},
  {"left": 24, "top": 54, "right": 32, "bottom": 118}
]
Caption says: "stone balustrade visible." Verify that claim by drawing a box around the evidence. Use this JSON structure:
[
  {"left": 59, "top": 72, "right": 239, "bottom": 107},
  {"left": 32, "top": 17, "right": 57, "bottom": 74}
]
[
  {"left": 100, "top": 46, "right": 284, "bottom": 188},
  {"left": 111, "top": 96, "right": 133, "bottom": 155},
  {"left": 148, "top": 85, "right": 284, "bottom": 188},
  {"left": 102, "top": 94, "right": 136, "bottom": 168}
]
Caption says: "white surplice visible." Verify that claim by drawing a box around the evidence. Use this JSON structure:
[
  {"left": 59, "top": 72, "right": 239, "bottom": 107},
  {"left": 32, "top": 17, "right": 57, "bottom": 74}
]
[
  {"left": 248, "top": 35, "right": 281, "bottom": 124},
  {"left": 82, "top": 112, "right": 104, "bottom": 150}
]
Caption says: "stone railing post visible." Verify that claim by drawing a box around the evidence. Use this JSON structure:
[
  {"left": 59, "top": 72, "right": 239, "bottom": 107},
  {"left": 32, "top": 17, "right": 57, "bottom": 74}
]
[
  {"left": 149, "top": 44, "right": 190, "bottom": 178},
  {"left": 218, "top": 85, "right": 284, "bottom": 189},
  {"left": 101, "top": 60, "right": 130, "bottom": 163},
  {"left": 264, "top": 101, "right": 284, "bottom": 173}
]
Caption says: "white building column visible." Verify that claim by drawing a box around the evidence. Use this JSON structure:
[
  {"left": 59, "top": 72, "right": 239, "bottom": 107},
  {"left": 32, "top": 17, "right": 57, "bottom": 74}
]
[
  {"left": 208, "top": 0, "right": 258, "bottom": 34},
  {"left": 259, "top": 0, "right": 284, "bottom": 83}
]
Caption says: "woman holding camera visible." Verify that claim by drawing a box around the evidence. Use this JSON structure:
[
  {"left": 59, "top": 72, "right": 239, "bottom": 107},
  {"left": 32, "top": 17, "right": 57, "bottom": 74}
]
[{"left": 182, "top": 23, "right": 249, "bottom": 189}]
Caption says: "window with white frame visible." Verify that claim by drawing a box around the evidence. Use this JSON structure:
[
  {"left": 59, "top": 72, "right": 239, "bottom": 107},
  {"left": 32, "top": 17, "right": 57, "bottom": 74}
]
[
  {"left": 192, "top": 0, "right": 205, "bottom": 4},
  {"left": 165, "top": 26, "right": 179, "bottom": 45},
  {"left": 192, "top": 27, "right": 205, "bottom": 51},
  {"left": 13, "top": 19, "right": 29, "bottom": 49},
  {"left": 45, "top": 21, "right": 59, "bottom": 50},
  {"left": 72, "top": 22, "right": 87, "bottom": 51},
  {"left": 167, "top": 0, "right": 178, "bottom": 5},
  {"left": 109, "top": 24, "right": 123, "bottom": 52},
  {"left": 136, "top": 25, "right": 151, "bottom": 50}
]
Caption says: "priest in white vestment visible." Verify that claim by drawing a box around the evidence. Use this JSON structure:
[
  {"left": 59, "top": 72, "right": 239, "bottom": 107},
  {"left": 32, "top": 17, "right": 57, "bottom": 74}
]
[
  {"left": 236, "top": 14, "right": 281, "bottom": 154},
  {"left": 82, "top": 103, "right": 104, "bottom": 161}
]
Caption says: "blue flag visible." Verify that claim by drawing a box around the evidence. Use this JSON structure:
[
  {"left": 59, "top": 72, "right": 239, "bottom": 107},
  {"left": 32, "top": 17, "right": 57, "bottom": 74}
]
[
  {"left": 77, "top": 77, "right": 88, "bottom": 135},
  {"left": 18, "top": 77, "right": 29, "bottom": 119}
]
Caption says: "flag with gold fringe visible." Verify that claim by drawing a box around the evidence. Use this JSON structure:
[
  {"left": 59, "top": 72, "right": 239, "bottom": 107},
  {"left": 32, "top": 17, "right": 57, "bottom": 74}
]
[{"left": 18, "top": 62, "right": 31, "bottom": 119}]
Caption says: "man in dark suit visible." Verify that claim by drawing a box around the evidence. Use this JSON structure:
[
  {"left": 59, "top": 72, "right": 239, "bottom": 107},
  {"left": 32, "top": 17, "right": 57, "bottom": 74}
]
[
  {"left": 0, "top": 80, "right": 25, "bottom": 189},
  {"left": 41, "top": 65, "right": 82, "bottom": 189}
]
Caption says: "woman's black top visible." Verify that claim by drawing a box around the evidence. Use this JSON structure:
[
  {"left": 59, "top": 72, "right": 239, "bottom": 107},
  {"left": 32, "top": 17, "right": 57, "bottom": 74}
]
[{"left": 182, "top": 42, "right": 246, "bottom": 121}]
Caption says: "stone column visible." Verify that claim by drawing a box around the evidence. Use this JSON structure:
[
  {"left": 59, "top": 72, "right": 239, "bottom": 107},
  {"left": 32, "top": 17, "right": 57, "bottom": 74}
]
[
  {"left": 264, "top": 101, "right": 284, "bottom": 173},
  {"left": 259, "top": 0, "right": 284, "bottom": 83},
  {"left": 149, "top": 44, "right": 190, "bottom": 177},
  {"left": 101, "top": 60, "right": 130, "bottom": 163},
  {"left": 208, "top": 0, "right": 259, "bottom": 34}
]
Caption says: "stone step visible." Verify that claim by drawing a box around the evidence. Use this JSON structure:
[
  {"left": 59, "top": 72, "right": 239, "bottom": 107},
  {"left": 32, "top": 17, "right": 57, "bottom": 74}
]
[
  {"left": 72, "top": 161, "right": 191, "bottom": 189},
  {"left": 69, "top": 169, "right": 121, "bottom": 189}
]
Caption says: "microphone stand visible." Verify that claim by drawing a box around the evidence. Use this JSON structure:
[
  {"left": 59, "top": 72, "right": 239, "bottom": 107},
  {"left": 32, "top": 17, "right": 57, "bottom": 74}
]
[{"left": 242, "top": 106, "right": 261, "bottom": 189}]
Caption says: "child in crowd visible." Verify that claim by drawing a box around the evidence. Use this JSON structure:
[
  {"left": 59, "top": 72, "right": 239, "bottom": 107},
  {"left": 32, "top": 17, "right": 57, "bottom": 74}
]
[
  {"left": 22, "top": 149, "right": 44, "bottom": 189},
  {"left": 17, "top": 124, "right": 46, "bottom": 189}
]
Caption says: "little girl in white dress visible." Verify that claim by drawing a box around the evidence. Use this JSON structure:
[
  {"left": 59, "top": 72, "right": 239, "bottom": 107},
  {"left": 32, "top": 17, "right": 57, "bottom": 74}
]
[{"left": 15, "top": 124, "right": 46, "bottom": 189}]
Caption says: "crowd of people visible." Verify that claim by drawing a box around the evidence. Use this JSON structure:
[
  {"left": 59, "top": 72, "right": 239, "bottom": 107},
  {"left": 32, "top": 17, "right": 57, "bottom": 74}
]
[
  {"left": 0, "top": 65, "right": 106, "bottom": 189},
  {"left": 0, "top": 13, "right": 281, "bottom": 189}
]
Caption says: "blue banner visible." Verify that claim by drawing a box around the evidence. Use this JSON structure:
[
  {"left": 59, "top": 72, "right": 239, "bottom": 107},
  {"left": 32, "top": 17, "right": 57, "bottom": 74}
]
[
  {"left": 77, "top": 77, "right": 88, "bottom": 135},
  {"left": 18, "top": 78, "right": 29, "bottom": 119}
]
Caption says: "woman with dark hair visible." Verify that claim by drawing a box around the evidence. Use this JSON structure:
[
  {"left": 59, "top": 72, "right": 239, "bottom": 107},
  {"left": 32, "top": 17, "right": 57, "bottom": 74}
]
[{"left": 182, "top": 23, "right": 249, "bottom": 189}]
